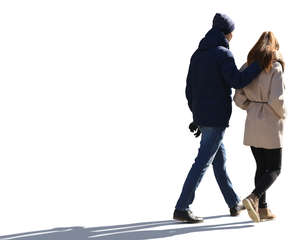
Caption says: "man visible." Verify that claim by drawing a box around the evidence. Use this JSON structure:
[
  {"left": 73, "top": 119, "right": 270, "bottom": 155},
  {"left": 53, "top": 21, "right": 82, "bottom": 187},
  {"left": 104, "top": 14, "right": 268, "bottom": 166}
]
[{"left": 173, "top": 13, "right": 262, "bottom": 223}]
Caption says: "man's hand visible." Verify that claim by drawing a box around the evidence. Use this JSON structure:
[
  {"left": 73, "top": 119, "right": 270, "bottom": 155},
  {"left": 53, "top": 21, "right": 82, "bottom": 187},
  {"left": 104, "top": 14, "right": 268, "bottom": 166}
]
[{"left": 189, "top": 122, "right": 201, "bottom": 137}]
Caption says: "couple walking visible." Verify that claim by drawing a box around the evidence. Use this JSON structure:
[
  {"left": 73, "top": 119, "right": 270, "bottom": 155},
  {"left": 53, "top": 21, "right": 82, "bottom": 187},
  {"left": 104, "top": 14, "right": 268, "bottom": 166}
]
[{"left": 173, "top": 13, "right": 286, "bottom": 223}]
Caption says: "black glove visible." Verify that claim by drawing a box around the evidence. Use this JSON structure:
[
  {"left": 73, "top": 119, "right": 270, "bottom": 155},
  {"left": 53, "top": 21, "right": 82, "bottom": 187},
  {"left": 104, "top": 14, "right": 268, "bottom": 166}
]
[{"left": 189, "top": 122, "right": 201, "bottom": 138}]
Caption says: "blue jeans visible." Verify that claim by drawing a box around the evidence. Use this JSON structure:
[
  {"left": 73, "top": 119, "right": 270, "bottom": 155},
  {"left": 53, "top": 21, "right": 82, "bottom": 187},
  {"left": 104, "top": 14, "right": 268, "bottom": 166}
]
[{"left": 175, "top": 126, "right": 240, "bottom": 211}]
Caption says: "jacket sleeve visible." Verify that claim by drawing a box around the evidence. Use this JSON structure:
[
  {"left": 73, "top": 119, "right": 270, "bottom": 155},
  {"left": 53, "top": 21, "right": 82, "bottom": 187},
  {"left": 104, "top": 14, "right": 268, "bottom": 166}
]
[
  {"left": 218, "top": 48, "right": 261, "bottom": 89},
  {"left": 185, "top": 60, "right": 193, "bottom": 112},
  {"left": 268, "top": 64, "right": 286, "bottom": 119},
  {"left": 233, "top": 89, "right": 250, "bottom": 110}
]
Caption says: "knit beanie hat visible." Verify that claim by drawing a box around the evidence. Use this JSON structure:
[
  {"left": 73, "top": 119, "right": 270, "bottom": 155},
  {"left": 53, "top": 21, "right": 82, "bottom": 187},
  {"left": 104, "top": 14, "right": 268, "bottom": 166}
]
[{"left": 212, "top": 13, "right": 235, "bottom": 35}]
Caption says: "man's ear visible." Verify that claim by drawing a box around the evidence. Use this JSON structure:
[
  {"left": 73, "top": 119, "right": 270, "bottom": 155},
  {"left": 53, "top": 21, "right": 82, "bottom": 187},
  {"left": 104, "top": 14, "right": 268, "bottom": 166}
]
[{"left": 225, "top": 32, "right": 233, "bottom": 42}]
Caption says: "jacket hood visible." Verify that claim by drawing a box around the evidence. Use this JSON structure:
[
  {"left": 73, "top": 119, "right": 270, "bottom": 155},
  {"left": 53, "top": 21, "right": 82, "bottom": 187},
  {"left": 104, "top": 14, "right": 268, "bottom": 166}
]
[{"left": 198, "top": 27, "right": 229, "bottom": 50}]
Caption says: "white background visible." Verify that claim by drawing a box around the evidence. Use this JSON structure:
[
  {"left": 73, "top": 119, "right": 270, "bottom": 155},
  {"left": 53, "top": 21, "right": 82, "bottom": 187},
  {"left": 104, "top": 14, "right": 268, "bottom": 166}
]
[{"left": 0, "top": 0, "right": 299, "bottom": 239}]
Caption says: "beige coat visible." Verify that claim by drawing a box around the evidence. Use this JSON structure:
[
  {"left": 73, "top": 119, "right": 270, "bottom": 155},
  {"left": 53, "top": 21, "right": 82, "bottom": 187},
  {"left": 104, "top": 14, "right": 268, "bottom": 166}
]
[{"left": 233, "top": 62, "right": 286, "bottom": 149}]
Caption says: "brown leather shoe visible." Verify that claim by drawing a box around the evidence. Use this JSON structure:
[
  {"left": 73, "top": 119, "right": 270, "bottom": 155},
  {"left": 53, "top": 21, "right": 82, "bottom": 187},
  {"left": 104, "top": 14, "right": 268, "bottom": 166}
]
[
  {"left": 242, "top": 193, "right": 260, "bottom": 222},
  {"left": 259, "top": 208, "right": 276, "bottom": 221}
]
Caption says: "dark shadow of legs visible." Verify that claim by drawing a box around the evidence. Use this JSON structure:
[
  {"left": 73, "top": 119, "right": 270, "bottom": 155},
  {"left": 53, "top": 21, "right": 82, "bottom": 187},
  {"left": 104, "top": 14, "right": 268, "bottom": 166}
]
[
  {"left": 89, "top": 221, "right": 254, "bottom": 240},
  {"left": 0, "top": 216, "right": 254, "bottom": 240},
  {"left": 203, "top": 214, "right": 230, "bottom": 220}
]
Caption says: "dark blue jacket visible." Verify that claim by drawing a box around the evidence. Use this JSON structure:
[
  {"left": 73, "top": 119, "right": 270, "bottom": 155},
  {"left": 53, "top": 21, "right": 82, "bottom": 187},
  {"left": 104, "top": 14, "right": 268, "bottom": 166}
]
[{"left": 186, "top": 28, "right": 261, "bottom": 127}]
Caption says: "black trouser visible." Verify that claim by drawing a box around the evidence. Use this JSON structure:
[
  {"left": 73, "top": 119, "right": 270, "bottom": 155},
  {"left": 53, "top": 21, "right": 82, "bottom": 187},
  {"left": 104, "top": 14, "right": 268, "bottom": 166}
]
[{"left": 250, "top": 147, "right": 282, "bottom": 208}]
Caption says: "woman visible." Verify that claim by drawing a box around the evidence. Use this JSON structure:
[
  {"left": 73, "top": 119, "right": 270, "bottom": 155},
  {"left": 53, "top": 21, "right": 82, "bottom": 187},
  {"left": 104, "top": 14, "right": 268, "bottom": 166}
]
[{"left": 234, "top": 31, "right": 286, "bottom": 222}]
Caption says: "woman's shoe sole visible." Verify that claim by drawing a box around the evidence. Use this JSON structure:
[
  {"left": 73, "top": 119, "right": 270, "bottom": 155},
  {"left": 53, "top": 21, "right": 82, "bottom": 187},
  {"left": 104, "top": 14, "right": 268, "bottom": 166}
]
[
  {"left": 242, "top": 199, "right": 260, "bottom": 223},
  {"left": 260, "top": 216, "right": 275, "bottom": 222}
]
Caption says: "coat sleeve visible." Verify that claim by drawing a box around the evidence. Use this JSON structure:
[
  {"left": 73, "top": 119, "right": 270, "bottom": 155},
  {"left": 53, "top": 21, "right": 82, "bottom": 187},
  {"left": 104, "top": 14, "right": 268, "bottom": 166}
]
[
  {"left": 233, "top": 89, "right": 250, "bottom": 110},
  {"left": 268, "top": 64, "right": 286, "bottom": 119},
  {"left": 185, "top": 60, "right": 193, "bottom": 112},
  {"left": 233, "top": 63, "right": 251, "bottom": 110},
  {"left": 218, "top": 48, "right": 262, "bottom": 89}
]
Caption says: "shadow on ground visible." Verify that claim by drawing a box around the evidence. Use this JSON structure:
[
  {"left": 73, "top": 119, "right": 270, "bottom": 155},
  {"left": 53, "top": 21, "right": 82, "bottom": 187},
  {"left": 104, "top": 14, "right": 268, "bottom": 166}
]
[{"left": 0, "top": 215, "right": 254, "bottom": 240}]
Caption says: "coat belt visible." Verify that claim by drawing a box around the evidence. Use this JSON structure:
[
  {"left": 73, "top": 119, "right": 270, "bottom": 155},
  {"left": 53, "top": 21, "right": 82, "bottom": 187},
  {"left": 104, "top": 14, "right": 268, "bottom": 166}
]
[{"left": 250, "top": 101, "right": 268, "bottom": 104}]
